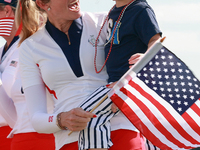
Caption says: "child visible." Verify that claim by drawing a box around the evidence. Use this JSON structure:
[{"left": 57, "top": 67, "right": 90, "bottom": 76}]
[{"left": 78, "top": 0, "right": 162, "bottom": 150}]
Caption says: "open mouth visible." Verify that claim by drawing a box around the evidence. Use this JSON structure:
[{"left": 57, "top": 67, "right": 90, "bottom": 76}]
[{"left": 68, "top": 0, "right": 79, "bottom": 11}]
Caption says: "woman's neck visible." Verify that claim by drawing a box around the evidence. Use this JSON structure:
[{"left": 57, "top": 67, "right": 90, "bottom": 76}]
[
  {"left": 48, "top": 18, "right": 73, "bottom": 35},
  {"left": 115, "top": 0, "right": 134, "bottom": 7}
]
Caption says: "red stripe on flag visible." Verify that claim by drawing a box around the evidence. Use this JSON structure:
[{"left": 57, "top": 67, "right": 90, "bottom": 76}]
[
  {"left": 120, "top": 86, "right": 194, "bottom": 149},
  {"left": 128, "top": 80, "right": 200, "bottom": 146},
  {"left": 182, "top": 110, "right": 200, "bottom": 136},
  {"left": 190, "top": 101, "right": 200, "bottom": 117},
  {"left": 110, "top": 93, "right": 173, "bottom": 150}
]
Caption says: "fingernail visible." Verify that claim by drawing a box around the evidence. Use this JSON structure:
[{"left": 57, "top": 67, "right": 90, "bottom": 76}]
[{"left": 93, "top": 115, "right": 97, "bottom": 118}]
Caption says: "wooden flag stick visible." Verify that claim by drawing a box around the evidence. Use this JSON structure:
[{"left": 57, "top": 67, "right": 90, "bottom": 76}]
[{"left": 68, "top": 94, "right": 108, "bottom": 136}]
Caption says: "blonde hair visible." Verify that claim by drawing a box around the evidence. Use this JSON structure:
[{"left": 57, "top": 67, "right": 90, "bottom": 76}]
[{"left": 15, "top": 0, "right": 48, "bottom": 45}]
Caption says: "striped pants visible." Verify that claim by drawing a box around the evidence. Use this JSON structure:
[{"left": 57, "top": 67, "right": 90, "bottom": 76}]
[
  {"left": 145, "top": 138, "right": 161, "bottom": 150},
  {"left": 78, "top": 85, "right": 119, "bottom": 150}
]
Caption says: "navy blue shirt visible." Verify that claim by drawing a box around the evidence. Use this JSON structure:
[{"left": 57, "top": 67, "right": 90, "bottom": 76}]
[
  {"left": 105, "top": 0, "right": 162, "bottom": 82},
  {"left": 46, "top": 18, "right": 83, "bottom": 77}
]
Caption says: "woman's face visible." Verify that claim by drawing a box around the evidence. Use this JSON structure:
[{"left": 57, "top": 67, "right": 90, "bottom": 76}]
[
  {"left": 0, "top": 4, "right": 6, "bottom": 19},
  {"left": 47, "top": 0, "right": 81, "bottom": 21}
]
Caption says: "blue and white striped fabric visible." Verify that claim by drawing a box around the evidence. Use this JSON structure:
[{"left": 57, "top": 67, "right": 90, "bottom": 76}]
[
  {"left": 145, "top": 138, "right": 161, "bottom": 150},
  {"left": 78, "top": 85, "right": 119, "bottom": 150}
]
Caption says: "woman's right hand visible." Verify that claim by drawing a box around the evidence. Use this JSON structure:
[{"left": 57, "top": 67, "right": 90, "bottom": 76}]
[{"left": 60, "top": 108, "right": 96, "bottom": 131}]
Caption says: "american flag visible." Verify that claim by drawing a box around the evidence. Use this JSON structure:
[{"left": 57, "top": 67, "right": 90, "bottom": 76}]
[
  {"left": 108, "top": 40, "right": 200, "bottom": 150},
  {"left": 9, "top": 60, "right": 18, "bottom": 67},
  {"left": 4, "top": 0, "right": 12, "bottom": 3},
  {"left": 0, "top": 17, "right": 14, "bottom": 37}
]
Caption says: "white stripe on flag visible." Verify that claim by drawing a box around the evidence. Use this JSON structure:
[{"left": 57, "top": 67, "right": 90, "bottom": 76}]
[{"left": 129, "top": 77, "right": 200, "bottom": 144}]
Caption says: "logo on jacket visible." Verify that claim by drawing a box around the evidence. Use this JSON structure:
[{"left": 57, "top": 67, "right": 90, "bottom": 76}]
[{"left": 88, "top": 35, "right": 99, "bottom": 47}]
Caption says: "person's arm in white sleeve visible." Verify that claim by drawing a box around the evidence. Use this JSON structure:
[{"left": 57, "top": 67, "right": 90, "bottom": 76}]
[
  {"left": 0, "top": 51, "right": 19, "bottom": 128},
  {"left": 0, "top": 84, "right": 16, "bottom": 128},
  {"left": 24, "top": 84, "right": 60, "bottom": 133},
  {"left": 19, "top": 42, "right": 61, "bottom": 133}
]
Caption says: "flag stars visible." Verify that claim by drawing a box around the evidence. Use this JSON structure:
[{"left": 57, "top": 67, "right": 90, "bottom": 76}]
[
  {"left": 171, "top": 69, "right": 176, "bottom": 73},
  {"left": 161, "top": 55, "right": 166, "bottom": 59},
  {"left": 168, "top": 55, "right": 173, "bottom": 59},
  {"left": 190, "top": 95, "right": 195, "bottom": 100},
  {"left": 151, "top": 74, "right": 155, "bottom": 78},
  {"left": 160, "top": 87, "right": 165, "bottom": 91},
  {"left": 167, "top": 88, "right": 172, "bottom": 92},
  {"left": 143, "top": 68, "right": 147, "bottom": 71},
  {"left": 196, "top": 90, "right": 200, "bottom": 94},
  {"left": 184, "top": 101, "right": 188, "bottom": 106},
  {"left": 170, "top": 100, "right": 175, "bottom": 104},
  {"left": 161, "top": 49, "right": 165, "bottom": 53},
  {"left": 155, "top": 62, "right": 160, "bottom": 66},
  {"left": 193, "top": 78, "right": 197, "bottom": 82},
  {"left": 165, "top": 75, "right": 169, "bottom": 79},
  {"left": 149, "top": 68, "right": 154, "bottom": 72},
  {"left": 176, "top": 94, "right": 181, "bottom": 98},
  {"left": 179, "top": 75, "right": 184, "bottom": 80},
  {"left": 169, "top": 62, "right": 174, "bottom": 66},
  {"left": 164, "top": 68, "right": 168, "bottom": 73},
  {"left": 188, "top": 82, "right": 192, "bottom": 86},
  {"left": 137, "top": 73, "right": 141, "bottom": 77},
  {"left": 194, "top": 84, "right": 199, "bottom": 88},
  {"left": 136, "top": 47, "right": 200, "bottom": 115},
  {"left": 182, "top": 88, "right": 186, "bottom": 92},
  {"left": 155, "top": 55, "right": 159, "bottom": 59},
  {"left": 185, "top": 69, "right": 190, "bottom": 74},
  {"left": 169, "top": 94, "right": 173, "bottom": 98},
  {"left": 153, "top": 87, "right": 158, "bottom": 90},
  {"left": 163, "top": 62, "right": 167, "bottom": 66},
  {"left": 189, "top": 89, "right": 194, "bottom": 93},
  {"left": 157, "top": 75, "right": 162, "bottom": 79},
  {"left": 157, "top": 68, "right": 161, "bottom": 72},
  {"left": 177, "top": 62, "right": 181, "bottom": 66},
  {"left": 177, "top": 107, "right": 182, "bottom": 112},
  {"left": 177, "top": 100, "right": 181, "bottom": 105},
  {"left": 172, "top": 75, "right": 177, "bottom": 79},
  {"left": 181, "top": 82, "right": 185, "bottom": 86},
  {"left": 173, "top": 82, "right": 178, "bottom": 86},
  {"left": 187, "top": 76, "right": 191, "bottom": 80},
  {"left": 149, "top": 61, "right": 153, "bottom": 65},
  {"left": 175, "top": 88, "right": 179, "bottom": 92},
  {"left": 183, "top": 95, "right": 187, "bottom": 99},
  {"left": 178, "top": 69, "right": 183, "bottom": 73},
  {"left": 144, "top": 73, "right": 148, "bottom": 77},
  {"left": 152, "top": 81, "right": 156, "bottom": 85},
  {"left": 166, "top": 82, "right": 170, "bottom": 86},
  {"left": 161, "top": 94, "right": 166, "bottom": 97}
]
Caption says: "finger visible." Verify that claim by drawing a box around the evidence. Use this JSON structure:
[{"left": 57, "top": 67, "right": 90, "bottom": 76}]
[
  {"left": 111, "top": 103, "right": 118, "bottom": 113},
  {"left": 73, "top": 107, "right": 96, "bottom": 118},
  {"left": 106, "top": 81, "right": 117, "bottom": 88},
  {"left": 128, "top": 54, "right": 141, "bottom": 61}
]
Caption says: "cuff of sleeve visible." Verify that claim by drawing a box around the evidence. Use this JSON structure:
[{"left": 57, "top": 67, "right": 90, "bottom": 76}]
[{"left": 31, "top": 113, "right": 61, "bottom": 133}]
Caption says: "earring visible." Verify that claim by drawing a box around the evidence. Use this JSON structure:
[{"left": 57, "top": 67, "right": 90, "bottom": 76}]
[{"left": 47, "top": 7, "right": 51, "bottom": 11}]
